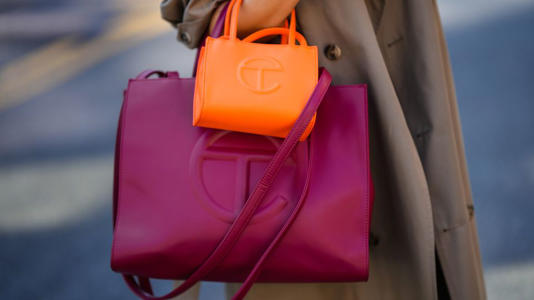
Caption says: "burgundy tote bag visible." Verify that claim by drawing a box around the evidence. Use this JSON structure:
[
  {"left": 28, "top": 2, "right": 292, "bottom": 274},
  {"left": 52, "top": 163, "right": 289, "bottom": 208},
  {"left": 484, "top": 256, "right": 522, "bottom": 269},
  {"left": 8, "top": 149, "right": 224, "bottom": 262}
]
[{"left": 111, "top": 5, "right": 373, "bottom": 300}]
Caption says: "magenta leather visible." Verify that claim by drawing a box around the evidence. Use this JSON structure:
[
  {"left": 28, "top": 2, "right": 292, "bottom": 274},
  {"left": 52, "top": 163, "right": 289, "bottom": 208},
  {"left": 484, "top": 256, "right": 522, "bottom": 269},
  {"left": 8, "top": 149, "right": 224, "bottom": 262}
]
[
  {"left": 111, "top": 4, "right": 372, "bottom": 299},
  {"left": 111, "top": 66, "right": 372, "bottom": 298}
]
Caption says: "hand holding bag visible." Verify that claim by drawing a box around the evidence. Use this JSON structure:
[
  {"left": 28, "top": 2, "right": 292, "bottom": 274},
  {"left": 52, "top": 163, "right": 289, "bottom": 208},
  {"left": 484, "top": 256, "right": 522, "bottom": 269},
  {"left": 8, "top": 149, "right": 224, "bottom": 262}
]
[
  {"left": 194, "top": 0, "right": 318, "bottom": 140},
  {"left": 111, "top": 4, "right": 373, "bottom": 300}
]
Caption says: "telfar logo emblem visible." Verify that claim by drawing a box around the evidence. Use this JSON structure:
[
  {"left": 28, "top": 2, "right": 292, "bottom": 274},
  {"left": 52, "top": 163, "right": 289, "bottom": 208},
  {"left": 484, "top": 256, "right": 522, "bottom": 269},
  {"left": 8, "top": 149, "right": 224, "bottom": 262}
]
[
  {"left": 189, "top": 131, "right": 301, "bottom": 224},
  {"left": 237, "top": 56, "right": 283, "bottom": 94}
]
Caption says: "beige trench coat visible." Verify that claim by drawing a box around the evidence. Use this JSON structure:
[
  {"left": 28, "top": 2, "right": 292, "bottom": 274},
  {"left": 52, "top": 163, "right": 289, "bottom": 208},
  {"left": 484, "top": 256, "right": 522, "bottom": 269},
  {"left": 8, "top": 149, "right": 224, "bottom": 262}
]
[{"left": 161, "top": 0, "right": 486, "bottom": 299}]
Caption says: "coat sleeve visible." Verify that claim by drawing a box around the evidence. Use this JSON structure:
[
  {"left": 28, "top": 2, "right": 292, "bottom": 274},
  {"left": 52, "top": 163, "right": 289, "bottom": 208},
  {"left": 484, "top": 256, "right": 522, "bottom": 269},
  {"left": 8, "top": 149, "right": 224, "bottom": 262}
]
[{"left": 161, "top": 0, "right": 227, "bottom": 48}]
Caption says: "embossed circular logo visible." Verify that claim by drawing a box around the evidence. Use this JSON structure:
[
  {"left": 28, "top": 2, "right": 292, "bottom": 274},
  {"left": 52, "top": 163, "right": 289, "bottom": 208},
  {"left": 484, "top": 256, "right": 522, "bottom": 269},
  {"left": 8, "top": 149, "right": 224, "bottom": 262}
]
[
  {"left": 237, "top": 57, "right": 283, "bottom": 94},
  {"left": 189, "top": 131, "right": 300, "bottom": 224}
]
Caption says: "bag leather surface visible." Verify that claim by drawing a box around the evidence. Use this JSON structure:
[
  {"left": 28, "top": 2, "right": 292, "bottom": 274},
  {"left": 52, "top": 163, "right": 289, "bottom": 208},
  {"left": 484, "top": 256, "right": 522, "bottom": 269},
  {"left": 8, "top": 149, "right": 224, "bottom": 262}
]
[
  {"left": 194, "top": 0, "right": 318, "bottom": 140},
  {"left": 111, "top": 3, "right": 372, "bottom": 299},
  {"left": 112, "top": 68, "right": 372, "bottom": 298}
]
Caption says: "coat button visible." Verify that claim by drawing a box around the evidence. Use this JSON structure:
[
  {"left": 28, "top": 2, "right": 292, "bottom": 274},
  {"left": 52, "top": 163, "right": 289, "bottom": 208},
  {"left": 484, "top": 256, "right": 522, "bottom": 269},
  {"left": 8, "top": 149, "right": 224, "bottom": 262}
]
[
  {"left": 324, "top": 44, "right": 342, "bottom": 60},
  {"left": 179, "top": 31, "right": 192, "bottom": 44},
  {"left": 467, "top": 204, "right": 475, "bottom": 218}
]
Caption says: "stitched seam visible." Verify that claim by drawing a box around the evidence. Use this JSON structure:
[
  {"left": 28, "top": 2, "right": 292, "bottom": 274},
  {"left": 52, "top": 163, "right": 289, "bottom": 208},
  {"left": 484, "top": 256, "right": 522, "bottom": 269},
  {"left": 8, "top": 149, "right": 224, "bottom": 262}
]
[
  {"left": 111, "top": 79, "right": 132, "bottom": 266},
  {"left": 387, "top": 35, "right": 404, "bottom": 48},
  {"left": 440, "top": 218, "right": 469, "bottom": 233},
  {"left": 199, "top": 39, "right": 211, "bottom": 124},
  {"left": 362, "top": 85, "right": 371, "bottom": 276}
]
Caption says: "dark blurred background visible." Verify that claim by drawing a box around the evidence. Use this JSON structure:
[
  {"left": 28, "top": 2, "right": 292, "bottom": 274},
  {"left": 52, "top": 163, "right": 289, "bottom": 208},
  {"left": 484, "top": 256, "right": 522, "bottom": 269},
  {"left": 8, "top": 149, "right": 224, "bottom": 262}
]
[{"left": 0, "top": 0, "right": 533, "bottom": 299}]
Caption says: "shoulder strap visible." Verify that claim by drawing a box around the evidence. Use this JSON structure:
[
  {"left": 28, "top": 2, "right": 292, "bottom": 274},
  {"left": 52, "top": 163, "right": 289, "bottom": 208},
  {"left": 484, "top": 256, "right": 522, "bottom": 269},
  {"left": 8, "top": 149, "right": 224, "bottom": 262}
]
[{"left": 123, "top": 68, "right": 332, "bottom": 300}]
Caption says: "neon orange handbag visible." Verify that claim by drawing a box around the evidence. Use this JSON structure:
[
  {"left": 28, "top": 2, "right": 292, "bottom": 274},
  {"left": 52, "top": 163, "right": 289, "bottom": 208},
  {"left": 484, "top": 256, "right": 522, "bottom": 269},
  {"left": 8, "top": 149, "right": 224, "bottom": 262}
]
[{"left": 194, "top": 0, "right": 318, "bottom": 140}]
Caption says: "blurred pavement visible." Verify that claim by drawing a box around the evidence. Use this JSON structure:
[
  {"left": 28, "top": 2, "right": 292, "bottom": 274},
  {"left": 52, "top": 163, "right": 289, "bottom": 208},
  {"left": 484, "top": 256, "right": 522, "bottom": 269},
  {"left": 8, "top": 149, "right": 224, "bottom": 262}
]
[{"left": 0, "top": 0, "right": 533, "bottom": 299}]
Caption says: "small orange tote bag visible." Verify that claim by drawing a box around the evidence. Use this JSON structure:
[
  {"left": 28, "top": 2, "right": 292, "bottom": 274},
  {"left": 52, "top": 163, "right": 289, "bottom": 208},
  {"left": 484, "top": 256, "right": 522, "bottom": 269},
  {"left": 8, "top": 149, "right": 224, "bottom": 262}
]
[{"left": 193, "top": 0, "right": 318, "bottom": 140}]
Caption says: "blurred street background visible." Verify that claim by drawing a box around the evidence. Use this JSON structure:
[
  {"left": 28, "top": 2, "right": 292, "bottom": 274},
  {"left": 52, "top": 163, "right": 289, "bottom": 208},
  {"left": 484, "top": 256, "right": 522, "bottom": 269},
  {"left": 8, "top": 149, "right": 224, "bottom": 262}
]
[{"left": 0, "top": 0, "right": 533, "bottom": 299}]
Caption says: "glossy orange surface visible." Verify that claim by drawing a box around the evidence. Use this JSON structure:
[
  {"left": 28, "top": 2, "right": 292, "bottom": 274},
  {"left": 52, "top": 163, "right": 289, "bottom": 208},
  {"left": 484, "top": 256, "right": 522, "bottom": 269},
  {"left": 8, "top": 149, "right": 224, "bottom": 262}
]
[{"left": 193, "top": 0, "right": 318, "bottom": 140}]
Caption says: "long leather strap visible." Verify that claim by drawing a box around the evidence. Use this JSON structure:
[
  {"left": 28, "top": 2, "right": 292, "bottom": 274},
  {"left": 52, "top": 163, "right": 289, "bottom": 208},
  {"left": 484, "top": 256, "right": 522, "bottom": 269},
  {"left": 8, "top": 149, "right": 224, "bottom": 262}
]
[{"left": 122, "top": 68, "right": 332, "bottom": 300}]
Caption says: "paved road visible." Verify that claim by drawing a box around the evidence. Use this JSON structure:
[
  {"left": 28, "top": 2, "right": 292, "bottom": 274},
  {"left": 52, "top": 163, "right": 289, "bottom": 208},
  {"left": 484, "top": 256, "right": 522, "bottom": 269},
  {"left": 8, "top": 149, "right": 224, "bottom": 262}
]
[{"left": 0, "top": 1, "right": 533, "bottom": 299}]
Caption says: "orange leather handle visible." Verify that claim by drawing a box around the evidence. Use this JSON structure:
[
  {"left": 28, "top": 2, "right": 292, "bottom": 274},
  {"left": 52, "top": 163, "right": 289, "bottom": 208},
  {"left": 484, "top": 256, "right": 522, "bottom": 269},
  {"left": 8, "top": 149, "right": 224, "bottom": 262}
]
[
  {"left": 224, "top": 0, "right": 302, "bottom": 46},
  {"left": 242, "top": 27, "right": 307, "bottom": 45},
  {"left": 281, "top": 19, "right": 289, "bottom": 44},
  {"left": 223, "top": 0, "right": 290, "bottom": 36}
]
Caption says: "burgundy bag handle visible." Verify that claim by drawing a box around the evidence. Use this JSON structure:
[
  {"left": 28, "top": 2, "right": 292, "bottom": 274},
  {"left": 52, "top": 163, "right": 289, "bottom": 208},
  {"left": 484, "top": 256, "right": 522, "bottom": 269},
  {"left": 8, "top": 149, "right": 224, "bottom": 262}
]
[
  {"left": 122, "top": 68, "right": 332, "bottom": 300},
  {"left": 192, "top": 2, "right": 229, "bottom": 76}
]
